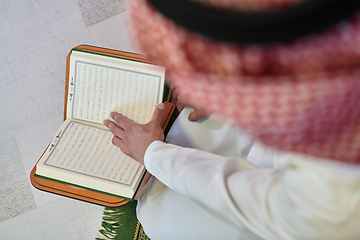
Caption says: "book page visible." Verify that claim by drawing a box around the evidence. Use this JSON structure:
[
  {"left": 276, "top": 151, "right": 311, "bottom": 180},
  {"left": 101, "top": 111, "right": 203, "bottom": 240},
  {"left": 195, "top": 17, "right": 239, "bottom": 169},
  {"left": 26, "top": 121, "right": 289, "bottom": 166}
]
[
  {"left": 36, "top": 120, "right": 145, "bottom": 198},
  {"left": 67, "top": 50, "right": 166, "bottom": 126}
]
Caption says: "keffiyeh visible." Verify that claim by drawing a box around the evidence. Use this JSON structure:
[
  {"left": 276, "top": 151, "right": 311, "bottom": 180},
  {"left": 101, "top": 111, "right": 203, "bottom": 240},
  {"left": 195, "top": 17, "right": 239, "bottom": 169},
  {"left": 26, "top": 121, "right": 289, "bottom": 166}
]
[{"left": 128, "top": 0, "right": 360, "bottom": 163}]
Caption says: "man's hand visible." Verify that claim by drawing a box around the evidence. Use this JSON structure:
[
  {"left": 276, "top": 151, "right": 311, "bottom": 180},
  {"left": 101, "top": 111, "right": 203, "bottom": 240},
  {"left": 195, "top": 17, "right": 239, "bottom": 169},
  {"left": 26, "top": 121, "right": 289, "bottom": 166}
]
[
  {"left": 103, "top": 103, "right": 166, "bottom": 165},
  {"left": 172, "top": 87, "right": 209, "bottom": 122}
]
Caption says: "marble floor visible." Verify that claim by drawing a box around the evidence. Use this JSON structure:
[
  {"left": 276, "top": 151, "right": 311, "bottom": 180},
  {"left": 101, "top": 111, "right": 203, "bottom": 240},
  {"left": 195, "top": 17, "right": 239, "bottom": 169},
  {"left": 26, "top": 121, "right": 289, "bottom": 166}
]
[{"left": 0, "top": 0, "right": 136, "bottom": 239}]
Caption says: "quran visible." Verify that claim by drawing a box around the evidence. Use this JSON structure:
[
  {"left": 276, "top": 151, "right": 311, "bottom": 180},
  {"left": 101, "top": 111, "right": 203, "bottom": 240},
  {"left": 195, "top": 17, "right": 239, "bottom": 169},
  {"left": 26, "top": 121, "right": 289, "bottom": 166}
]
[{"left": 31, "top": 45, "right": 174, "bottom": 205}]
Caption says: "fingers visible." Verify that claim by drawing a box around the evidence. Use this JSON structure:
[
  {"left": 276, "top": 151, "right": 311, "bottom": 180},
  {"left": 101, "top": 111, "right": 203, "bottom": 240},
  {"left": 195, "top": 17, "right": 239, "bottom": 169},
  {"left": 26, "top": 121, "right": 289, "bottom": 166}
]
[
  {"left": 172, "top": 88, "right": 185, "bottom": 112},
  {"left": 111, "top": 135, "right": 123, "bottom": 148},
  {"left": 104, "top": 108, "right": 165, "bottom": 163},
  {"left": 110, "top": 112, "right": 131, "bottom": 127},
  {"left": 111, "top": 135, "right": 131, "bottom": 156},
  {"left": 188, "top": 108, "right": 208, "bottom": 122},
  {"left": 103, "top": 118, "right": 124, "bottom": 139},
  {"left": 150, "top": 103, "right": 166, "bottom": 125},
  {"left": 104, "top": 117, "right": 134, "bottom": 157},
  {"left": 173, "top": 88, "right": 209, "bottom": 121},
  {"left": 104, "top": 112, "right": 132, "bottom": 134}
]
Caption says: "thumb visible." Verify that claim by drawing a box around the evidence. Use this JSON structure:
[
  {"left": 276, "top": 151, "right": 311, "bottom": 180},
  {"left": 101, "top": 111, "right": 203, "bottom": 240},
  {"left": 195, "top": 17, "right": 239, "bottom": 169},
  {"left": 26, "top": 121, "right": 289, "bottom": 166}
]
[
  {"left": 188, "top": 108, "right": 207, "bottom": 122},
  {"left": 150, "top": 103, "right": 166, "bottom": 125}
]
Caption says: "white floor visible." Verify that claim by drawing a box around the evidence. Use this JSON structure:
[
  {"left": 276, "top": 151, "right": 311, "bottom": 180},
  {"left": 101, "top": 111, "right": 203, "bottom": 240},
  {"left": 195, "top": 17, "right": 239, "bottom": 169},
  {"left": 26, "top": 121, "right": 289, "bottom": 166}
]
[{"left": 0, "top": 0, "right": 137, "bottom": 239}]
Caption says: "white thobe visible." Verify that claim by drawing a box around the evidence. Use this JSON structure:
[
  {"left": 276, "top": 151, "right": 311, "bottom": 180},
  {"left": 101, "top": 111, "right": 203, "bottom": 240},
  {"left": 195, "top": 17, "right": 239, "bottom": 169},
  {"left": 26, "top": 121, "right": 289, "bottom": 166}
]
[{"left": 137, "top": 108, "right": 360, "bottom": 240}]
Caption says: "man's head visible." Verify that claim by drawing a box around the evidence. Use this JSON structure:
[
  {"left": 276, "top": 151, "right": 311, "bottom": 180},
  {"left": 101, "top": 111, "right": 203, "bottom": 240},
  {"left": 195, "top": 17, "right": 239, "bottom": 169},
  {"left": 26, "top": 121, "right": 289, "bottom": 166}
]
[{"left": 128, "top": 0, "right": 360, "bottom": 163}]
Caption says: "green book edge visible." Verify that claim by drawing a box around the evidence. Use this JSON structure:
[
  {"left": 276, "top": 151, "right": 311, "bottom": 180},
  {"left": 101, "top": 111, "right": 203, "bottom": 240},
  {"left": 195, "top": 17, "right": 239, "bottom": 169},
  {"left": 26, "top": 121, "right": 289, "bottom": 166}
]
[{"left": 34, "top": 170, "right": 147, "bottom": 201}]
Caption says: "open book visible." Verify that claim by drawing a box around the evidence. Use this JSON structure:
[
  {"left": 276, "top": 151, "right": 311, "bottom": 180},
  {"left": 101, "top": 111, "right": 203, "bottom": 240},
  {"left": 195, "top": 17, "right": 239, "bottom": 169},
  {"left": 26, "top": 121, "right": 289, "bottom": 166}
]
[{"left": 32, "top": 45, "right": 174, "bottom": 204}]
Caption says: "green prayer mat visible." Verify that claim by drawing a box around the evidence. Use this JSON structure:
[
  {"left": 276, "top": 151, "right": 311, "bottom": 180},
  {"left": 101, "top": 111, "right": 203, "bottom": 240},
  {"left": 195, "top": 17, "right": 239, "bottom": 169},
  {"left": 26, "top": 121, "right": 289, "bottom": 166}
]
[{"left": 96, "top": 201, "right": 151, "bottom": 240}]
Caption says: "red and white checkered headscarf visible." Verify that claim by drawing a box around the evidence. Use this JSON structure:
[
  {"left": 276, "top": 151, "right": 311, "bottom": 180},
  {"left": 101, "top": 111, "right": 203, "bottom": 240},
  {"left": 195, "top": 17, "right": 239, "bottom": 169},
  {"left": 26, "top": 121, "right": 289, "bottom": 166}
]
[{"left": 128, "top": 0, "right": 360, "bottom": 164}]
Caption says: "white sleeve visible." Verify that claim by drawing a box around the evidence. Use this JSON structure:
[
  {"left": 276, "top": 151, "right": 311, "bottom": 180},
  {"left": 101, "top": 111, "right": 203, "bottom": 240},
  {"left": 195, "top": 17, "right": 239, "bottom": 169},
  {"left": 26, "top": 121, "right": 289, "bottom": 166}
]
[
  {"left": 144, "top": 140, "right": 280, "bottom": 239},
  {"left": 144, "top": 141, "right": 360, "bottom": 240}
]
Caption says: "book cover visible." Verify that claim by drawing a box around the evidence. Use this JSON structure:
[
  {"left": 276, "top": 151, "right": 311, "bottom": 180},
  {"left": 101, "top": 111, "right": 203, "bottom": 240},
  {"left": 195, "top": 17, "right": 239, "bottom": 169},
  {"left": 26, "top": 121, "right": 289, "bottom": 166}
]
[{"left": 30, "top": 45, "right": 175, "bottom": 207}]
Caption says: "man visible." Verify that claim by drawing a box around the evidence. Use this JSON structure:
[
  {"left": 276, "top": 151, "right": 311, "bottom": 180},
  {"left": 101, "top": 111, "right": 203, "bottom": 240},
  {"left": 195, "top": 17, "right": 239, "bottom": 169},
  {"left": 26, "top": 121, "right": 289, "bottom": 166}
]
[{"left": 104, "top": 0, "right": 360, "bottom": 239}]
